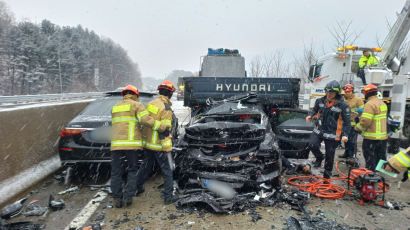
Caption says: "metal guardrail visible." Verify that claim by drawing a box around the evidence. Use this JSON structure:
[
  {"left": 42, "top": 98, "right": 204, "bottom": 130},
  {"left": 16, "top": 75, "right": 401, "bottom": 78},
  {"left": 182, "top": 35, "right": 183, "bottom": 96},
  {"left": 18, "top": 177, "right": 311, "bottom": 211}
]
[{"left": 0, "top": 92, "right": 105, "bottom": 105}]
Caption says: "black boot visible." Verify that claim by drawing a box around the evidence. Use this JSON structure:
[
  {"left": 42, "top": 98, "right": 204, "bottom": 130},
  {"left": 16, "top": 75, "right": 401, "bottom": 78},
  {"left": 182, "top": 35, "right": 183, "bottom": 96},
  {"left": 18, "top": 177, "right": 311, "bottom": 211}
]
[
  {"left": 123, "top": 197, "right": 132, "bottom": 207},
  {"left": 114, "top": 198, "right": 122, "bottom": 208},
  {"left": 164, "top": 195, "right": 179, "bottom": 205},
  {"left": 135, "top": 188, "right": 145, "bottom": 197},
  {"left": 313, "top": 158, "right": 323, "bottom": 168}
]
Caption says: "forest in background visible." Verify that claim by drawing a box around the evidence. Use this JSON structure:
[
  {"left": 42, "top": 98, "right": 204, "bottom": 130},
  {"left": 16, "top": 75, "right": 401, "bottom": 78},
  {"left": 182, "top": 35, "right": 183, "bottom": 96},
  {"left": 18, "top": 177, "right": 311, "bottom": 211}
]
[{"left": 0, "top": 1, "right": 141, "bottom": 95}]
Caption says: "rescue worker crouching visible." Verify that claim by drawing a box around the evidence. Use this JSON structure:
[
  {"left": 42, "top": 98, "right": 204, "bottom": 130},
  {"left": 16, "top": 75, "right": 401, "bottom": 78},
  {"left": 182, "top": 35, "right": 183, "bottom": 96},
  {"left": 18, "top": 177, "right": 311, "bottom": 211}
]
[
  {"left": 110, "top": 85, "right": 169, "bottom": 208},
  {"left": 306, "top": 80, "right": 351, "bottom": 179},
  {"left": 135, "top": 80, "right": 179, "bottom": 205},
  {"left": 355, "top": 84, "right": 388, "bottom": 171},
  {"left": 384, "top": 147, "right": 410, "bottom": 182},
  {"left": 340, "top": 83, "right": 364, "bottom": 158}
]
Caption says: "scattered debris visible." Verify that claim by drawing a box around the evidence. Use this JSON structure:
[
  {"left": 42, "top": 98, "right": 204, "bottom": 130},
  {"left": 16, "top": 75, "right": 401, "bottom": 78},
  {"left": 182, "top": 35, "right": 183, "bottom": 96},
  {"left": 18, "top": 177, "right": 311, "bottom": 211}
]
[
  {"left": 0, "top": 220, "right": 45, "bottom": 230},
  {"left": 58, "top": 186, "right": 79, "bottom": 195},
  {"left": 168, "top": 214, "right": 178, "bottom": 220},
  {"left": 248, "top": 210, "right": 262, "bottom": 222},
  {"left": 23, "top": 203, "right": 48, "bottom": 216},
  {"left": 286, "top": 214, "right": 352, "bottom": 230},
  {"left": 134, "top": 226, "right": 144, "bottom": 230},
  {"left": 48, "top": 195, "right": 65, "bottom": 211},
  {"left": 1, "top": 198, "right": 27, "bottom": 219}
]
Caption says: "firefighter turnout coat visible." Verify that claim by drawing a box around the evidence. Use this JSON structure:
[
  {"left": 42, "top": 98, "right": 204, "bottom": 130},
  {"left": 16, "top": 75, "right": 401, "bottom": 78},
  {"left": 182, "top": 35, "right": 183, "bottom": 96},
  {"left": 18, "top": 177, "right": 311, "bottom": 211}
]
[
  {"left": 355, "top": 95, "right": 388, "bottom": 140},
  {"left": 142, "top": 95, "right": 173, "bottom": 152},
  {"left": 388, "top": 147, "right": 410, "bottom": 173},
  {"left": 344, "top": 94, "right": 364, "bottom": 126},
  {"left": 310, "top": 95, "right": 351, "bottom": 141},
  {"left": 111, "top": 94, "right": 166, "bottom": 151}
]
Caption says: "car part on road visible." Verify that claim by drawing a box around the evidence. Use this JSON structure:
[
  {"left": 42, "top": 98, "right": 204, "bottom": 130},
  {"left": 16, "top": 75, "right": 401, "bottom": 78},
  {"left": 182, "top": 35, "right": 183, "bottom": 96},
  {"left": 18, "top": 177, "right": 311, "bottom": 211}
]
[
  {"left": 58, "top": 186, "right": 79, "bottom": 195},
  {"left": 0, "top": 220, "right": 45, "bottom": 230},
  {"left": 0, "top": 198, "right": 27, "bottom": 220},
  {"left": 48, "top": 195, "right": 64, "bottom": 211},
  {"left": 23, "top": 202, "right": 48, "bottom": 217}
]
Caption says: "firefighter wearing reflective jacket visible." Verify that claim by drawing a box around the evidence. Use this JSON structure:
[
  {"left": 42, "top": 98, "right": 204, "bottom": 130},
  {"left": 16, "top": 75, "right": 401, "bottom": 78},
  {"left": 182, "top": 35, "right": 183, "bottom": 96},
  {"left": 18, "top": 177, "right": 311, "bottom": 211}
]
[
  {"left": 355, "top": 84, "right": 388, "bottom": 171},
  {"left": 110, "top": 85, "right": 168, "bottom": 208},
  {"left": 135, "top": 80, "right": 179, "bottom": 205},
  {"left": 384, "top": 147, "right": 410, "bottom": 182},
  {"left": 340, "top": 83, "right": 364, "bottom": 158},
  {"left": 306, "top": 80, "right": 351, "bottom": 179}
]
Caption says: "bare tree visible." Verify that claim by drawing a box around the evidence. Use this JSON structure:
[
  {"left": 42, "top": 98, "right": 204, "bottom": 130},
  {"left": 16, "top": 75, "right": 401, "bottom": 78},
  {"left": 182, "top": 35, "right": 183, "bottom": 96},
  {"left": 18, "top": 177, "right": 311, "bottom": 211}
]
[
  {"left": 328, "top": 20, "right": 362, "bottom": 48},
  {"left": 290, "top": 42, "right": 318, "bottom": 89},
  {"left": 248, "top": 55, "right": 263, "bottom": 77}
]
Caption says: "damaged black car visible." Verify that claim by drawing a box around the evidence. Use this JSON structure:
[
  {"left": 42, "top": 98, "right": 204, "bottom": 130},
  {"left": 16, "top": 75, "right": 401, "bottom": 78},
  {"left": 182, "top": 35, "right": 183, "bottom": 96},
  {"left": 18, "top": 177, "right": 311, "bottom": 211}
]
[{"left": 174, "top": 94, "right": 282, "bottom": 212}]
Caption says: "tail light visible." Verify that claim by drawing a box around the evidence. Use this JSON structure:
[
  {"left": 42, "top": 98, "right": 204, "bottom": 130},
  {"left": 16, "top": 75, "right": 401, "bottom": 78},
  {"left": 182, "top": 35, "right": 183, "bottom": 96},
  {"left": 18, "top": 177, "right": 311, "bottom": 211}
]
[
  {"left": 239, "top": 114, "right": 251, "bottom": 120},
  {"left": 60, "top": 128, "right": 88, "bottom": 137}
]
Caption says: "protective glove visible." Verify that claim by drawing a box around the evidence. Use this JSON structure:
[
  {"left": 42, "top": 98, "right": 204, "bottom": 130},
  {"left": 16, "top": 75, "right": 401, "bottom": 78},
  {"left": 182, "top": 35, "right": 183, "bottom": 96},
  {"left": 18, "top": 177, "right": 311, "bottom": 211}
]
[
  {"left": 158, "top": 127, "right": 170, "bottom": 140},
  {"left": 357, "top": 108, "right": 363, "bottom": 114}
]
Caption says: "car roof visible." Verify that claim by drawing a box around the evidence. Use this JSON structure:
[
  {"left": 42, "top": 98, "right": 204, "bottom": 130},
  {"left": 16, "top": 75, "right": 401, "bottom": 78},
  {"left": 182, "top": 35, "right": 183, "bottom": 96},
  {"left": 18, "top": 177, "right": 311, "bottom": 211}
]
[{"left": 105, "top": 89, "right": 157, "bottom": 97}]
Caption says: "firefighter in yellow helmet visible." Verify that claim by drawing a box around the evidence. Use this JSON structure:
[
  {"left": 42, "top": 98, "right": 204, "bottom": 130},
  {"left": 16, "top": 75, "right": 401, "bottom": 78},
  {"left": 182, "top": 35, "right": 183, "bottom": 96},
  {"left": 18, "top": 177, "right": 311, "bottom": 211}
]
[
  {"left": 110, "top": 85, "right": 169, "bottom": 208},
  {"left": 135, "top": 80, "right": 179, "bottom": 204},
  {"left": 355, "top": 84, "right": 388, "bottom": 171}
]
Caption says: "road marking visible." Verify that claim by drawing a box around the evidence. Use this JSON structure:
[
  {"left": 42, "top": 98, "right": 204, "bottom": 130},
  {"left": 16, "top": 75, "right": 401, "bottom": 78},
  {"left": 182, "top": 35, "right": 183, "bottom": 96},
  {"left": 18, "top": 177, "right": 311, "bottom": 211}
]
[{"left": 64, "top": 190, "right": 108, "bottom": 230}]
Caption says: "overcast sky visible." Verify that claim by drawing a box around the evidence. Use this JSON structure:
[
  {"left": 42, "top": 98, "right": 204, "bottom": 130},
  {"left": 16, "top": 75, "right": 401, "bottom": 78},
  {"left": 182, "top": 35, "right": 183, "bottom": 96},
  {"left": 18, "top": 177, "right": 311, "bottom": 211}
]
[{"left": 4, "top": 0, "right": 406, "bottom": 78}]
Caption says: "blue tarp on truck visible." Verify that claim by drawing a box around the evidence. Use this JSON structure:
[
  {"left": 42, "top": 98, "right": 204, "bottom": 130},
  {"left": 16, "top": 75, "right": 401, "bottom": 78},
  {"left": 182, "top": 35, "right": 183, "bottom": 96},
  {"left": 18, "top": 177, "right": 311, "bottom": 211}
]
[{"left": 183, "top": 77, "right": 300, "bottom": 108}]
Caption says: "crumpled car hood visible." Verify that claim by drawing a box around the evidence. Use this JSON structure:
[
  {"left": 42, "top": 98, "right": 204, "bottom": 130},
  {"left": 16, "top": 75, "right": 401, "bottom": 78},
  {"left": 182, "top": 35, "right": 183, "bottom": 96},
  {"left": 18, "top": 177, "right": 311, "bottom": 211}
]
[{"left": 185, "top": 121, "right": 265, "bottom": 143}]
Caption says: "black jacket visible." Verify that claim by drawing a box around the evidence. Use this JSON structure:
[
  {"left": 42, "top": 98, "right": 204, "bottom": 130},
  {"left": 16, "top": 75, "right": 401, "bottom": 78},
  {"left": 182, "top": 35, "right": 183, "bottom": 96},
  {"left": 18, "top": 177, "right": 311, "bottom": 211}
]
[{"left": 310, "top": 95, "right": 351, "bottom": 141}]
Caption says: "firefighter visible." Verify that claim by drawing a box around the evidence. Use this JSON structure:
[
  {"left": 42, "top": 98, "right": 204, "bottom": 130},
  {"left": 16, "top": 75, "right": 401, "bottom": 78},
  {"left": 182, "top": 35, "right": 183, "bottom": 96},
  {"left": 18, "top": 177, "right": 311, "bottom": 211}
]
[
  {"left": 355, "top": 84, "right": 388, "bottom": 171},
  {"left": 306, "top": 80, "right": 351, "bottom": 178},
  {"left": 358, "top": 50, "right": 379, "bottom": 85},
  {"left": 340, "top": 83, "right": 364, "bottom": 158},
  {"left": 135, "top": 80, "right": 179, "bottom": 205},
  {"left": 384, "top": 147, "right": 410, "bottom": 182},
  {"left": 110, "top": 85, "right": 170, "bottom": 208}
]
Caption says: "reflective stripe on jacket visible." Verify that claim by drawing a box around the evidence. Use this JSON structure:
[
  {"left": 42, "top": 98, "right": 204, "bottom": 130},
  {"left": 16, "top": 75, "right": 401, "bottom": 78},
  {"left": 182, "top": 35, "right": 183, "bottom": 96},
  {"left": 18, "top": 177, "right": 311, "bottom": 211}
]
[
  {"left": 359, "top": 54, "right": 379, "bottom": 68},
  {"left": 110, "top": 94, "right": 161, "bottom": 151},
  {"left": 388, "top": 150, "right": 410, "bottom": 173},
  {"left": 355, "top": 95, "right": 387, "bottom": 140},
  {"left": 310, "top": 95, "right": 351, "bottom": 141},
  {"left": 142, "top": 95, "right": 173, "bottom": 152},
  {"left": 344, "top": 94, "right": 364, "bottom": 126}
]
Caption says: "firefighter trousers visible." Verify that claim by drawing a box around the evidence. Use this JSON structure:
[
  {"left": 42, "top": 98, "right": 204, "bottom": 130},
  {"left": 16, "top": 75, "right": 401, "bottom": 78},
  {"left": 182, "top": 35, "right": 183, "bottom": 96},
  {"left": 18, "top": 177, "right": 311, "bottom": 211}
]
[
  {"left": 362, "top": 139, "right": 387, "bottom": 171},
  {"left": 135, "top": 150, "right": 173, "bottom": 199},
  {"left": 110, "top": 150, "right": 142, "bottom": 199},
  {"left": 344, "top": 126, "right": 358, "bottom": 158},
  {"left": 309, "top": 133, "right": 339, "bottom": 179}
]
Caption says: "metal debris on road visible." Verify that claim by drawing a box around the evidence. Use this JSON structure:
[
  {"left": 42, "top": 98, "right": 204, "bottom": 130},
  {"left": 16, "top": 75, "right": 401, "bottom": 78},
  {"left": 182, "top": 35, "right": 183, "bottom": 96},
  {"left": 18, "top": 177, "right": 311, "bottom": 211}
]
[
  {"left": 1, "top": 198, "right": 27, "bottom": 219},
  {"left": 58, "top": 186, "right": 79, "bottom": 195}
]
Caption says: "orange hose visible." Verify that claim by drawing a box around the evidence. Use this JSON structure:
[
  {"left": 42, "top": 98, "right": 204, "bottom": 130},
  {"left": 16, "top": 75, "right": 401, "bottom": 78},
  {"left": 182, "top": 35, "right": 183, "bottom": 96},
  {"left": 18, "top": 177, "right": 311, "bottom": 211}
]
[{"left": 287, "top": 161, "right": 388, "bottom": 199}]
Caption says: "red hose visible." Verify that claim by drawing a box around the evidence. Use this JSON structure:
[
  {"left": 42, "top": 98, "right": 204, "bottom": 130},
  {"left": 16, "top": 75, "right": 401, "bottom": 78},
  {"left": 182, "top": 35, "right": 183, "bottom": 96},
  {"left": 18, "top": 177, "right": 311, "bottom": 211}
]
[{"left": 287, "top": 161, "right": 388, "bottom": 199}]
